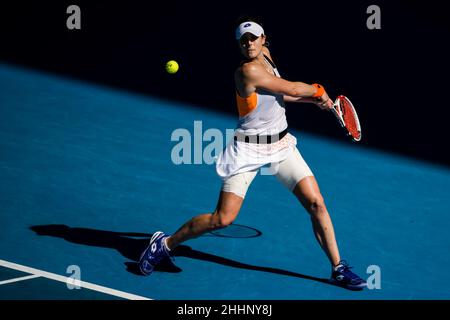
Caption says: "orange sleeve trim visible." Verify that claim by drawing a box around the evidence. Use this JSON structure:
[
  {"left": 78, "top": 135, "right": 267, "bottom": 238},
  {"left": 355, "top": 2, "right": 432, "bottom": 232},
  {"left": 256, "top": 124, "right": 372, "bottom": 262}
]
[
  {"left": 236, "top": 92, "right": 258, "bottom": 117},
  {"left": 312, "top": 83, "right": 325, "bottom": 98}
]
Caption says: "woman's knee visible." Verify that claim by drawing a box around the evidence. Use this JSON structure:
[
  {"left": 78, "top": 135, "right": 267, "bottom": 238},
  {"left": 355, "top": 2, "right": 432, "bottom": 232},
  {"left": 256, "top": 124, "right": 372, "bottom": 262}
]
[
  {"left": 306, "top": 194, "right": 327, "bottom": 215},
  {"left": 210, "top": 191, "right": 244, "bottom": 229},
  {"left": 211, "top": 208, "right": 239, "bottom": 229}
]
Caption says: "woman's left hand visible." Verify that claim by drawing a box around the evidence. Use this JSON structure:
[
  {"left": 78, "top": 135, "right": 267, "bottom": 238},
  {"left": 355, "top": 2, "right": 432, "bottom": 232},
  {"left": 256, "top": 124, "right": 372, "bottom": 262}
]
[{"left": 315, "top": 92, "right": 333, "bottom": 110}]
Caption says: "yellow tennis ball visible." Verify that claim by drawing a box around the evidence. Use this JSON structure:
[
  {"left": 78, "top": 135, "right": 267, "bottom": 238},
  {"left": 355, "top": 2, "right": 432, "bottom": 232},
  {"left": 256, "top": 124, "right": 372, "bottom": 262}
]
[{"left": 165, "top": 60, "right": 179, "bottom": 74}]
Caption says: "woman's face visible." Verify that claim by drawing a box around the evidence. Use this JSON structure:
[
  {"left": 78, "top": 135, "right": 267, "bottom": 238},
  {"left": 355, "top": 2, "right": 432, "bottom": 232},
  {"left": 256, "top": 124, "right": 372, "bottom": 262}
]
[{"left": 239, "top": 33, "right": 266, "bottom": 59}]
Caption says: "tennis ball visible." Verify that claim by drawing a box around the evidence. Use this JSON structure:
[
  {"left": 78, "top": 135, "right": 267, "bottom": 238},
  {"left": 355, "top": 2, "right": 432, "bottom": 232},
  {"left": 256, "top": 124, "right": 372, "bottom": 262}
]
[{"left": 165, "top": 60, "right": 179, "bottom": 74}]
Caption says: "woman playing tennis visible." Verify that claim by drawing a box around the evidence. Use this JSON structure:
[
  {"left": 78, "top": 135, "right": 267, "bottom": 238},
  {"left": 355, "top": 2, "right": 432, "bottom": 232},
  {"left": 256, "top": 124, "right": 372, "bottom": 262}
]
[{"left": 139, "top": 17, "right": 366, "bottom": 290}]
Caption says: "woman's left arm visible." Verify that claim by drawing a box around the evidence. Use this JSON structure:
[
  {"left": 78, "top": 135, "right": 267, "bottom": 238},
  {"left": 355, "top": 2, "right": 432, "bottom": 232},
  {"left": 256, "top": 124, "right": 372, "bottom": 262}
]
[{"left": 284, "top": 95, "right": 318, "bottom": 103}]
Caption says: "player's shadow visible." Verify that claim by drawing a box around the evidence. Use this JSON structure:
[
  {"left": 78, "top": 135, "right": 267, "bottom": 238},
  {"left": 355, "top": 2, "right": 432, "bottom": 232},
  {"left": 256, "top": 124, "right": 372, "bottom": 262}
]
[{"left": 29, "top": 224, "right": 358, "bottom": 290}]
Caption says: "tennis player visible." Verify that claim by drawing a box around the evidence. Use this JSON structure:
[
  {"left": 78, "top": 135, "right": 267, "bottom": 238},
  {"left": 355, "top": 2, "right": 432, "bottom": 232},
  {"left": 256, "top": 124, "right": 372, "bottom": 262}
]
[{"left": 139, "top": 17, "right": 366, "bottom": 290}]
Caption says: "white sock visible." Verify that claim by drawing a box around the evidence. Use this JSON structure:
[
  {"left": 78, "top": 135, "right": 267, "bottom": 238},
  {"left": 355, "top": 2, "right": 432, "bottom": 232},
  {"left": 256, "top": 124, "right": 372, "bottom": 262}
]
[
  {"left": 163, "top": 237, "right": 171, "bottom": 252},
  {"left": 334, "top": 262, "right": 343, "bottom": 271}
]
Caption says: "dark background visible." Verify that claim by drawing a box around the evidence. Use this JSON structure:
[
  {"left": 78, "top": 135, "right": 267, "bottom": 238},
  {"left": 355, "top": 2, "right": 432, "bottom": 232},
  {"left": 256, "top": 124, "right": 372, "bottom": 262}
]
[{"left": 1, "top": 0, "right": 449, "bottom": 166}]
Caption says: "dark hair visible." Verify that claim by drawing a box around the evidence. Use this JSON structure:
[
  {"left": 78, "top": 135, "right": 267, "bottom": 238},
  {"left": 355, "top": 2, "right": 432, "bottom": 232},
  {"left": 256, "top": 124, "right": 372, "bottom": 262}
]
[{"left": 234, "top": 15, "right": 269, "bottom": 46}]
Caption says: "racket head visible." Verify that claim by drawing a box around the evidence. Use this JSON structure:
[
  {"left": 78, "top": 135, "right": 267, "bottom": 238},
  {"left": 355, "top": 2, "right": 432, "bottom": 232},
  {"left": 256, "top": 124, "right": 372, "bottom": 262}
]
[{"left": 334, "top": 95, "right": 362, "bottom": 142}]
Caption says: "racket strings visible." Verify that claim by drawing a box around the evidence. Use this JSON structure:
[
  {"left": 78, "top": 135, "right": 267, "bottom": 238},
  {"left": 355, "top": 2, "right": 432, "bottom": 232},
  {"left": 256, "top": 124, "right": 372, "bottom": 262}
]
[{"left": 340, "top": 98, "right": 361, "bottom": 140}]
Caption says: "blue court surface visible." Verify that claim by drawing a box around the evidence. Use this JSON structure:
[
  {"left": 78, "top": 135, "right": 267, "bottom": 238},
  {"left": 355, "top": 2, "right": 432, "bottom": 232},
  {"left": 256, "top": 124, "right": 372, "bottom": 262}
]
[{"left": 1, "top": 63, "right": 449, "bottom": 300}]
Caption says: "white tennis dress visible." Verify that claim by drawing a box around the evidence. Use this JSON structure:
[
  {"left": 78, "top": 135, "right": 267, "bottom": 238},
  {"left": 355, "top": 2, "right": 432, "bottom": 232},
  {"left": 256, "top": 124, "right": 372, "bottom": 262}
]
[{"left": 216, "top": 55, "right": 298, "bottom": 180}]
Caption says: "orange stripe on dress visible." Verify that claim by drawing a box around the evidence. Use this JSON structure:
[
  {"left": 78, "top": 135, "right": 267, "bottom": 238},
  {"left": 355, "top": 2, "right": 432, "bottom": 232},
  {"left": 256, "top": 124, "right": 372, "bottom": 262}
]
[{"left": 236, "top": 92, "right": 257, "bottom": 117}]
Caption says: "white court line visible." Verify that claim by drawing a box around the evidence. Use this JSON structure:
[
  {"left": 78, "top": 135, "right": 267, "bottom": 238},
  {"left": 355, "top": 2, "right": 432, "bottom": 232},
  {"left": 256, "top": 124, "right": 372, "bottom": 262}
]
[
  {"left": 0, "top": 259, "right": 151, "bottom": 300},
  {"left": 0, "top": 274, "right": 41, "bottom": 285}
]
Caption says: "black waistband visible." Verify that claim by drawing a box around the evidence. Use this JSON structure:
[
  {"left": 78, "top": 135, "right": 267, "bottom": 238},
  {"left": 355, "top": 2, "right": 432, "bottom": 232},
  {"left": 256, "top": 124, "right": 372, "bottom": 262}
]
[{"left": 234, "top": 128, "right": 288, "bottom": 144}]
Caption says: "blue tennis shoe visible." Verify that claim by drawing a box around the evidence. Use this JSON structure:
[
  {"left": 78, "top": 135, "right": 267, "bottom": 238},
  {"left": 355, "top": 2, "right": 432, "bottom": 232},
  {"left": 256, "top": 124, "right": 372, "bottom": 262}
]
[
  {"left": 330, "top": 260, "right": 367, "bottom": 290},
  {"left": 139, "top": 231, "right": 171, "bottom": 275}
]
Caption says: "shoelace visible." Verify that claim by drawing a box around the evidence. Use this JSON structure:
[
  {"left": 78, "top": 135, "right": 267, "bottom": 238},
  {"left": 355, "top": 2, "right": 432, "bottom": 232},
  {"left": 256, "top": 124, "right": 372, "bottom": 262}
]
[{"left": 337, "top": 260, "right": 363, "bottom": 281}]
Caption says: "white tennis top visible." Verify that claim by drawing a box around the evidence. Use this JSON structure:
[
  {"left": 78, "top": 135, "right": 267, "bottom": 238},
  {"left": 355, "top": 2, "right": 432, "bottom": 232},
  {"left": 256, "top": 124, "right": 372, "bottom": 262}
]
[
  {"left": 235, "top": 63, "right": 288, "bottom": 136},
  {"left": 216, "top": 55, "right": 297, "bottom": 180}
]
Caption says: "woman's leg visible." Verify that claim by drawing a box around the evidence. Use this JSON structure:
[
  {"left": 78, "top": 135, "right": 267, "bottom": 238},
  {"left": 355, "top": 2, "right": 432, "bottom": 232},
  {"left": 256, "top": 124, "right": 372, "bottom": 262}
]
[
  {"left": 139, "top": 184, "right": 248, "bottom": 276},
  {"left": 274, "top": 147, "right": 341, "bottom": 267},
  {"left": 167, "top": 170, "right": 258, "bottom": 250},
  {"left": 166, "top": 191, "right": 244, "bottom": 250},
  {"left": 275, "top": 148, "right": 366, "bottom": 288},
  {"left": 293, "top": 176, "right": 367, "bottom": 288},
  {"left": 293, "top": 176, "right": 341, "bottom": 267}
]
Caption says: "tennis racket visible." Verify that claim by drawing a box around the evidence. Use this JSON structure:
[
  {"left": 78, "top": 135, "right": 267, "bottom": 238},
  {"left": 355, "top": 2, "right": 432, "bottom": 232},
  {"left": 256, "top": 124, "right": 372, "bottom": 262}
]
[{"left": 329, "top": 95, "right": 362, "bottom": 142}]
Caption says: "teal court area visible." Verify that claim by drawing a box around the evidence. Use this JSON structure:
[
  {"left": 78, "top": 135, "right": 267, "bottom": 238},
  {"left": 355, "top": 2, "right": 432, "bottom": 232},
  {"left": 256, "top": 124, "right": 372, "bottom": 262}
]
[{"left": 1, "top": 64, "right": 449, "bottom": 299}]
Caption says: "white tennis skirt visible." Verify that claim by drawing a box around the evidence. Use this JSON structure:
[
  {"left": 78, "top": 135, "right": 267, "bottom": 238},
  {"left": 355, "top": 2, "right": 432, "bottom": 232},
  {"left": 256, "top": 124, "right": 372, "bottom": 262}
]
[{"left": 216, "top": 132, "right": 314, "bottom": 198}]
